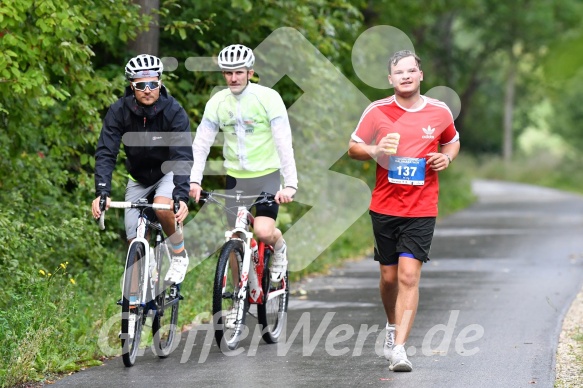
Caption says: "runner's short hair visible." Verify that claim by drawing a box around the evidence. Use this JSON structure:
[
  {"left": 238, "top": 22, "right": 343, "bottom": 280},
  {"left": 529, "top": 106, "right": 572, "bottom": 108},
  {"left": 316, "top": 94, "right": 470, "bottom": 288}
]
[{"left": 388, "top": 50, "right": 421, "bottom": 73}]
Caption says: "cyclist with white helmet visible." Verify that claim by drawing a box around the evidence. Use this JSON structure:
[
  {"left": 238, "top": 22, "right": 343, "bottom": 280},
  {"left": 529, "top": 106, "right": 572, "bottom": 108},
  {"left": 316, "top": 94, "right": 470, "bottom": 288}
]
[
  {"left": 92, "top": 54, "right": 193, "bottom": 285},
  {"left": 189, "top": 44, "right": 298, "bottom": 282}
]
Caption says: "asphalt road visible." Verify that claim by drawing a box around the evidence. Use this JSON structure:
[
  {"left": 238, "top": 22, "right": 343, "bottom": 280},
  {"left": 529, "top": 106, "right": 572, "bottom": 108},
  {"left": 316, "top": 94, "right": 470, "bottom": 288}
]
[{"left": 53, "top": 180, "right": 583, "bottom": 387}]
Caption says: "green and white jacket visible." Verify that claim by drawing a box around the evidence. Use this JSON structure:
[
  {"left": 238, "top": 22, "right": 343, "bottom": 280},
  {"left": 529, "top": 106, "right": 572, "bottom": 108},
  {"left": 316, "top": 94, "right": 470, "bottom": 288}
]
[{"left": 190, "top": 82, "right": 298, "bottom": 189}]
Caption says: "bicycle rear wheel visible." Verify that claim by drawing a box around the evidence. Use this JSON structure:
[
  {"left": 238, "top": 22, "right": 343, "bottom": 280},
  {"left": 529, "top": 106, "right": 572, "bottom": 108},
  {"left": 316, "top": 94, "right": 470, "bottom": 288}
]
[
  {"left": 257, "top": 249, "right": 289, "bottom": 343},
  {"left": 212, "top": 239, "right": 248, "bottom": 351},
  {"left": 152, "top": 242, "right": 180, "bottom": 357},
  {"left": 121, "top": 243, "right": 146, "bottom": 367}
]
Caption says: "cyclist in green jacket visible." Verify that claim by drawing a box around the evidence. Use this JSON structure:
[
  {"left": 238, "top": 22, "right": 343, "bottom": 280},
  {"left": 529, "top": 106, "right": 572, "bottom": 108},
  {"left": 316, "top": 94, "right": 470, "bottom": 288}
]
[{"left": 189, "top": 44, "right": 298, "bottom": 282}]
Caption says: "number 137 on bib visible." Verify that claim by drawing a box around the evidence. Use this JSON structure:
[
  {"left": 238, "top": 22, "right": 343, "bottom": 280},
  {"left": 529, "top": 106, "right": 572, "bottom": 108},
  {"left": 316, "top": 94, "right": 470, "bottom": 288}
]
[{"left": 388, "top": 156, "right": 426, "bottom": 186}]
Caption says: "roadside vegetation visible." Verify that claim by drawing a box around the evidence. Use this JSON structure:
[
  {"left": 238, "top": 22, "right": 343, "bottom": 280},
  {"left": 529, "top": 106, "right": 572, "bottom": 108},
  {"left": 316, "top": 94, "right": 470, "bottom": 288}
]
[{"left": 456, "top": 153, "right": 583, "bottom": 196}]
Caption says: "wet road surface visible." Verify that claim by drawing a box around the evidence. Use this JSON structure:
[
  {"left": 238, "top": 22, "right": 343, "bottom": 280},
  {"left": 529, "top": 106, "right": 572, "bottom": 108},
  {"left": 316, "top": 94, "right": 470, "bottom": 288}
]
[{"left": 54, "top": 180, "right": 583, "bottom": 387}]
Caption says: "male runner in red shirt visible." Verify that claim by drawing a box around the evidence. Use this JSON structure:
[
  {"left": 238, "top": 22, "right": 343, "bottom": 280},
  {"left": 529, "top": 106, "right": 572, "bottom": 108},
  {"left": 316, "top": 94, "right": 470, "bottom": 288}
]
[{"left": 348, "top": 50, "right": 460, "bottom": 372}]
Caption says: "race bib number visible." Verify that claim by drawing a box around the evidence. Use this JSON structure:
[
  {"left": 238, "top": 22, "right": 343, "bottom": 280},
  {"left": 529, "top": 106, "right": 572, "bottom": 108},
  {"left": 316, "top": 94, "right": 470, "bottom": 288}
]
[{"left": 388, "top": 156, "right": 426, "bottom": 185}]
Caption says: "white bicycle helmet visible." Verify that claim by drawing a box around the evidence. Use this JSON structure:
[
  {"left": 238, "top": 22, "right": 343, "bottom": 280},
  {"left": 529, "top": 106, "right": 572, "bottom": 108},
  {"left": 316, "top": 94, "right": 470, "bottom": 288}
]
[
  {"left": 125, "top": 54, "right": 163, "bottom": 80},
  {"left": 217, "top": 44, "right": 255, "bottom": 70}
]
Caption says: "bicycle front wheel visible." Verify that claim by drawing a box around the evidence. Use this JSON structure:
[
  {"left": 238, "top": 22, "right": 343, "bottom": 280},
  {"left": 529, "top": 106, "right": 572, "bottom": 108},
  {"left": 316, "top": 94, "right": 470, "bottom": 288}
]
[
  {"left": 212, "top": 239, "right": 248, "bottom": 351},
  {"left": 121, "top": 243, "right": 146, "bottom": 367},
  {"left": 257, "top": 249, "right": 289, "bottom": 343},
  {"left": 152, "top": 242, "right": 180, "bottom": 357}
]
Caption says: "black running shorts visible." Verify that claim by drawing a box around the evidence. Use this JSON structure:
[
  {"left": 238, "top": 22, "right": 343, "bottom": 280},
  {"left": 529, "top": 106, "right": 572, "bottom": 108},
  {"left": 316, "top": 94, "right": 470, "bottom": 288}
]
[{"left": 369, "top": 210, "right": 436, "bottom": 265}]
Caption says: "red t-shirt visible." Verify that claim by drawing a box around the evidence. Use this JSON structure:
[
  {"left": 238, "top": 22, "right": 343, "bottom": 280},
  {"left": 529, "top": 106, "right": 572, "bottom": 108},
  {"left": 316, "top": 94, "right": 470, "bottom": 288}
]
[{"left": 351, "top": 95, "right": 459, "bottom": 217}]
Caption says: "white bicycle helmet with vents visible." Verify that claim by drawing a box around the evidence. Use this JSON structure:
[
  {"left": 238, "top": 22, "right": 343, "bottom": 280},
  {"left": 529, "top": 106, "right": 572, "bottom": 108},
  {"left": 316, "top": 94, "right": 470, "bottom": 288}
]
[
  {"left": 217, "top": 44, "right": 255, "bottom": 70},
  {"left": 125, "top": 54, "right": 164, "bottom": 80}
]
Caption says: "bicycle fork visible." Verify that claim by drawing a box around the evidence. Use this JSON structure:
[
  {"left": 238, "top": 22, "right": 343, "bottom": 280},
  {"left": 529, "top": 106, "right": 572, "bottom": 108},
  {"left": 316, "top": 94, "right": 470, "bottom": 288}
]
[
  {"left": 121, "top": 216, "right": 152, "bottom": 307},
  {"left": 224, "top": 232, "right": 263, "bottom": 306}
]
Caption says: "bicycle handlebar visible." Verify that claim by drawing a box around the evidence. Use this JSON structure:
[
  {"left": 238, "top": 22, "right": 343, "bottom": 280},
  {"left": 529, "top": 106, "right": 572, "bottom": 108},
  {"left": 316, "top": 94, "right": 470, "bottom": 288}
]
[
  {"left": 199, "top": 190, "right": 276, "bottom": 206},
  {"left": 197, "top": 190, "right": 277, "bottom": 229},
  {"left": 98, "top": 197, "right": 173, "bottom": 231},
  {"left": 107, "top": 202, "right": 172, "bottom": 210}
]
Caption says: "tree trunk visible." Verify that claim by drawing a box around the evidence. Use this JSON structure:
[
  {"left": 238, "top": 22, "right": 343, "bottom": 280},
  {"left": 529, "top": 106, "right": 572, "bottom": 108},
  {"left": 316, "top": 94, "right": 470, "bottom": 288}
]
[
  {"left": 503, "top": 53, "right": 517, "bottom": 162},
  {"left": 128, "top": 0, "right": 160, "bottom": 56}
]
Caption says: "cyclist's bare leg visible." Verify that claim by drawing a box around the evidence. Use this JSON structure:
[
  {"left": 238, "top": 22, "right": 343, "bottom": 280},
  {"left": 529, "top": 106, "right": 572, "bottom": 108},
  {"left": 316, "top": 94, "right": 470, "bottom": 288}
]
[
  {"left": 393, "top": 257, "right": 422, "bottom": 345},
  {"left": 380, "top": 264, "right": 398, "bottom": 324},
  {"left": 153, "top": 196, "right": 183, "bottom": 246},
  {"left": 255, "top": 216, "right": 287, "bottom": 282},
  {"left": 253, "top": 216, "right": 283, "bottom": 249},
  {"left": 155, "top": 196, "right": 189, "bottom": 283}
]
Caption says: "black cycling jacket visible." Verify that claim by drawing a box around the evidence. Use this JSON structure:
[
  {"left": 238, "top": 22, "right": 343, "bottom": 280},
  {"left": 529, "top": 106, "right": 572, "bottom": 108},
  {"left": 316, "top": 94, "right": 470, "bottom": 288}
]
[{"left": 94, "top": 85, "right": 193, "bottom": 203}]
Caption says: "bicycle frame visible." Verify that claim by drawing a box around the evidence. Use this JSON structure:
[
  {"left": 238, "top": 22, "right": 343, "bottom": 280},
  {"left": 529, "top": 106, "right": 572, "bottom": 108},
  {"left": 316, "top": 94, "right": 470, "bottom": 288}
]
[
  {"left": 99, "top": 197, "right": 183, "bottom": 365},
  {"left": 108, "top": 203, "right": 166, "bottom": 305},
  {"left": 203, "top": 190, "right": 289, "bottom": 349},
  {"left": 202, "top": 191, "right": 278, "bottom": 304},
  {"left": 227, "top": 204, "right": 270, "bottom": 304},
  {"left": 230, "top": 204, "right": 287, "bottom": 304}
]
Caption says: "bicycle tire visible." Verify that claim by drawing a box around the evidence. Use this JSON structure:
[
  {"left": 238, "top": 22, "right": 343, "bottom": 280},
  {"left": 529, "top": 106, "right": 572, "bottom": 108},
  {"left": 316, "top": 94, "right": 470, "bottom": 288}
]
[
  {"left": 257, "top": 249, "right": 289, "bottom": 343},
  {"left": 212, "top": 239, "right": 248, "bottom": 351},
  {"left": 152, "top": 241, "right": 180, "bottom": 357},
  {"left": 121, "top": 243, "right": 146, "bottom": 367}
]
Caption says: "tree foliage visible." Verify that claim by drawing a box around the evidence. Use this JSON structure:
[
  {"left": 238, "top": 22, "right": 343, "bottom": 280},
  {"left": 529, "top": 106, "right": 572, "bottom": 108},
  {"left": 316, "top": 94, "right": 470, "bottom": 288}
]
[
  {"left": 354, "top": 0, "right": 583, "bottom": 154},
  {"left": 0, "top": 0, "right": 150, "bottom": 292}
]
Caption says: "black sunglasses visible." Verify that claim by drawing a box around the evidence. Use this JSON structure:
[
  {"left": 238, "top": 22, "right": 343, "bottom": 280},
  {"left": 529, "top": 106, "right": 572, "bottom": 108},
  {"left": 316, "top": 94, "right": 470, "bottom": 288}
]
[{"left": 132, "top": 80, "right": 161, "bottom": 91}]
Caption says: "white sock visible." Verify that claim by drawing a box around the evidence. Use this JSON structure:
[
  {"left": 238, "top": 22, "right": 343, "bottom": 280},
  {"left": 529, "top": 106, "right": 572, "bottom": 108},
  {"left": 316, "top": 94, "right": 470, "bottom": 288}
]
[{"left": 274, "top": 238, "right": 286, "bottom": 252}]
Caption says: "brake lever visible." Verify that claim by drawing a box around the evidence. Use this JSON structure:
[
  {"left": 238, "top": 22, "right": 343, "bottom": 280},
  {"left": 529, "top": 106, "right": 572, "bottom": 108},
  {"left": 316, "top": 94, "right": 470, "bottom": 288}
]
[
  {"left": 173, "top": 196, "right": 183, "bottom": 235},
  {"left": 98, "top": 192, "right": 107, "bottom": 230},
  {"left": 199, "top": 190, "right": 210, "bottom": 204}
]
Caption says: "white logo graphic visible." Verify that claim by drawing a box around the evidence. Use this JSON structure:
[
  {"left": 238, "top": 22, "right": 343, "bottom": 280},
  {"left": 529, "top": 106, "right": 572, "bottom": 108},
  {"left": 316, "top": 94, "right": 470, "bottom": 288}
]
[
  {"left": 422, "top": 125, "right": 435, "bottom": 139},
  {"left": 152, "top": 136, "right": 163, "bottom": 141},
  {"left": 124, "top": 26, "right": 462, "bottom": 276}
]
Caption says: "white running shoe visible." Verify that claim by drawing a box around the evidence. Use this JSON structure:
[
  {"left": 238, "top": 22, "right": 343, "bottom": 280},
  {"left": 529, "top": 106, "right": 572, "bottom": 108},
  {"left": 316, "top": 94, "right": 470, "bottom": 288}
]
[
  {"left": 383, "top": 323, "right": 395, "bottom": 361},
  {"left": 164, "top": 251, "right": 189, "bottom": 284},
  {"left": 389, "top": 344, "right": 413, "bottom": 372},
  {"left": 270, "top": 244, "right": 288, "bottom": 282}
]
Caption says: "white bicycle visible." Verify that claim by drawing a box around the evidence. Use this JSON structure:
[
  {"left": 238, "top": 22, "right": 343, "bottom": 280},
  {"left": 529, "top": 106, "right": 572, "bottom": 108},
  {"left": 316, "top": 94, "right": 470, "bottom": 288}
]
[
  {"left": 98, "top": 195, "right": 182, "bottom": 366},
  {"left": 199, "top": 190, "right": 289, "bottom": 351}
]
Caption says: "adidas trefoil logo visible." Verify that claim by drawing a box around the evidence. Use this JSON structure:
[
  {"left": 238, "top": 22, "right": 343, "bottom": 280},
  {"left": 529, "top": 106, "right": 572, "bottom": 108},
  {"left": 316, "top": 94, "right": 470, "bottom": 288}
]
[{"left": 422, "top": 125, "right": 435, "bottom": 139}]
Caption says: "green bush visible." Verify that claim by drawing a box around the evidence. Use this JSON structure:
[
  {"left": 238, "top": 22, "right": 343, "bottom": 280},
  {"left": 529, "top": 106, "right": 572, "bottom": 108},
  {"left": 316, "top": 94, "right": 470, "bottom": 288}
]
[{"left": 1, "top": 264, "right": 80, "bottom": 386}]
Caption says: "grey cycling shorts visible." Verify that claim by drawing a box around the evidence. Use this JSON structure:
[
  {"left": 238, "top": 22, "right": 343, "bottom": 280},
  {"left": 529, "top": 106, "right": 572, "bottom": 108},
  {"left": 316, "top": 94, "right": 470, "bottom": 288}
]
[{"left": 125, "top": 173, "right": 174, "bottom": 240}]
